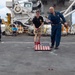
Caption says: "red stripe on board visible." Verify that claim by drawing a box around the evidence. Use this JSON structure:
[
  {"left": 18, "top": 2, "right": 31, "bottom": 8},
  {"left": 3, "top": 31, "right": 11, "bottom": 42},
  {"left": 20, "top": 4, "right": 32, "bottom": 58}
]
[
  {"left": 43, "top": 46, "right": 45, "bottom": 50},
  {"left": 40, "top": 45, "right": 42, "bottom": 50},
  {"left": 45, "top": 46, "right": 48, "bottom": 50},
  {"left": 47, "top": 46, "right": 50, "bottom": 50},
  {"left": 44, "top": 46, "right": 46, "bottom": 50},
  {"left": 35, "top": 45, "right": 38, "bottom": 50},
  {"left": 38, "top": 45, "right": 40, "bottom": 50}
]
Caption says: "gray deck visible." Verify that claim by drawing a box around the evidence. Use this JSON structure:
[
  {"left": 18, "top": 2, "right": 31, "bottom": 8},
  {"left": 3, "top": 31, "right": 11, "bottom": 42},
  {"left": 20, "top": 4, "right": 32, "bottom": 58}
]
[{"left": 0, "top": 35, "right": 75, "bottom": 75}]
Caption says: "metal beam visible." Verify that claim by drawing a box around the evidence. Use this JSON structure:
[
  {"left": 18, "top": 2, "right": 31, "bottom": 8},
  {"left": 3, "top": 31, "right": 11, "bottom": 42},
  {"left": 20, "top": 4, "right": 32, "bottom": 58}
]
[
  {"left": 64, "top": 9, "right": 75, "bottom": 17},
  {"left": 63, "top": 0, "right": 75, "bottom": 15}
]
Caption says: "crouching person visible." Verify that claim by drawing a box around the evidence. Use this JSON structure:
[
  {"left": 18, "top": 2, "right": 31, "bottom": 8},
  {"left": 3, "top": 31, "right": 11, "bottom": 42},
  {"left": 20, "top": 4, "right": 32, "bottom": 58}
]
[
  {"left": 12, "top": 25, "right": 18, "bottom": 36},
  {"left": 32, "top": 10, "right": 44, "bottom": 45}
]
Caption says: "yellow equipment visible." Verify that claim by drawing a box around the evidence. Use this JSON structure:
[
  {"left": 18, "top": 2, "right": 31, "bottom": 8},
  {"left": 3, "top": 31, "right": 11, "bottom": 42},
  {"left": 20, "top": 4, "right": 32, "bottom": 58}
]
[{"left": 6, "top": 13, "right": 11, "bottom": 25}]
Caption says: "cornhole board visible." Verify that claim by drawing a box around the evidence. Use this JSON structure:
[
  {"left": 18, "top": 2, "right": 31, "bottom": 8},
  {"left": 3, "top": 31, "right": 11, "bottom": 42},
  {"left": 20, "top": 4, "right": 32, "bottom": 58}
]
[{"left": 34, "top": 43, "right": 51, "bottom": 51}]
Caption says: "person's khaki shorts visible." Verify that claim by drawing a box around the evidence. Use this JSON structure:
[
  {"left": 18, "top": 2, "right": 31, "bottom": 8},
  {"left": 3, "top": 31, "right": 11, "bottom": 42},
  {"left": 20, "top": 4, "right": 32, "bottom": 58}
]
[{"left": 34, "top": 28, "right": 42, "bottom": 35}]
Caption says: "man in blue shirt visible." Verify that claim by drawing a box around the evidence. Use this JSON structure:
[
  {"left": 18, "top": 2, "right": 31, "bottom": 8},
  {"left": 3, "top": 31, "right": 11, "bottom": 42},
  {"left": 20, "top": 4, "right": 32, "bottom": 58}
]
[{"left": 47, "top": 7, "right": 68, "bottom": 49}]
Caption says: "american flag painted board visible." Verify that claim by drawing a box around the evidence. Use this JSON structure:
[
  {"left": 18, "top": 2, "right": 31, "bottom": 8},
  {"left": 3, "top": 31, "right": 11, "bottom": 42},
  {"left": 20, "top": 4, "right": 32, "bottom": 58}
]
[{"left": 34, "top": 43, "right": 51, "bottom": 51}]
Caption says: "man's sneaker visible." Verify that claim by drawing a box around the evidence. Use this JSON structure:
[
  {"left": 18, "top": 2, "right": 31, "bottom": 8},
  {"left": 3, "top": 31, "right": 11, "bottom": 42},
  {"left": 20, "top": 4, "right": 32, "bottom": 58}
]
[
  {"left": 55, "top": 47, "right": 59, "bottom": 49},
  {"left": 37, "top": 42, "right": 40, "bottom": 44},
  {"left": 50, "top": 46, "right": 54, "bottom": 48}
]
